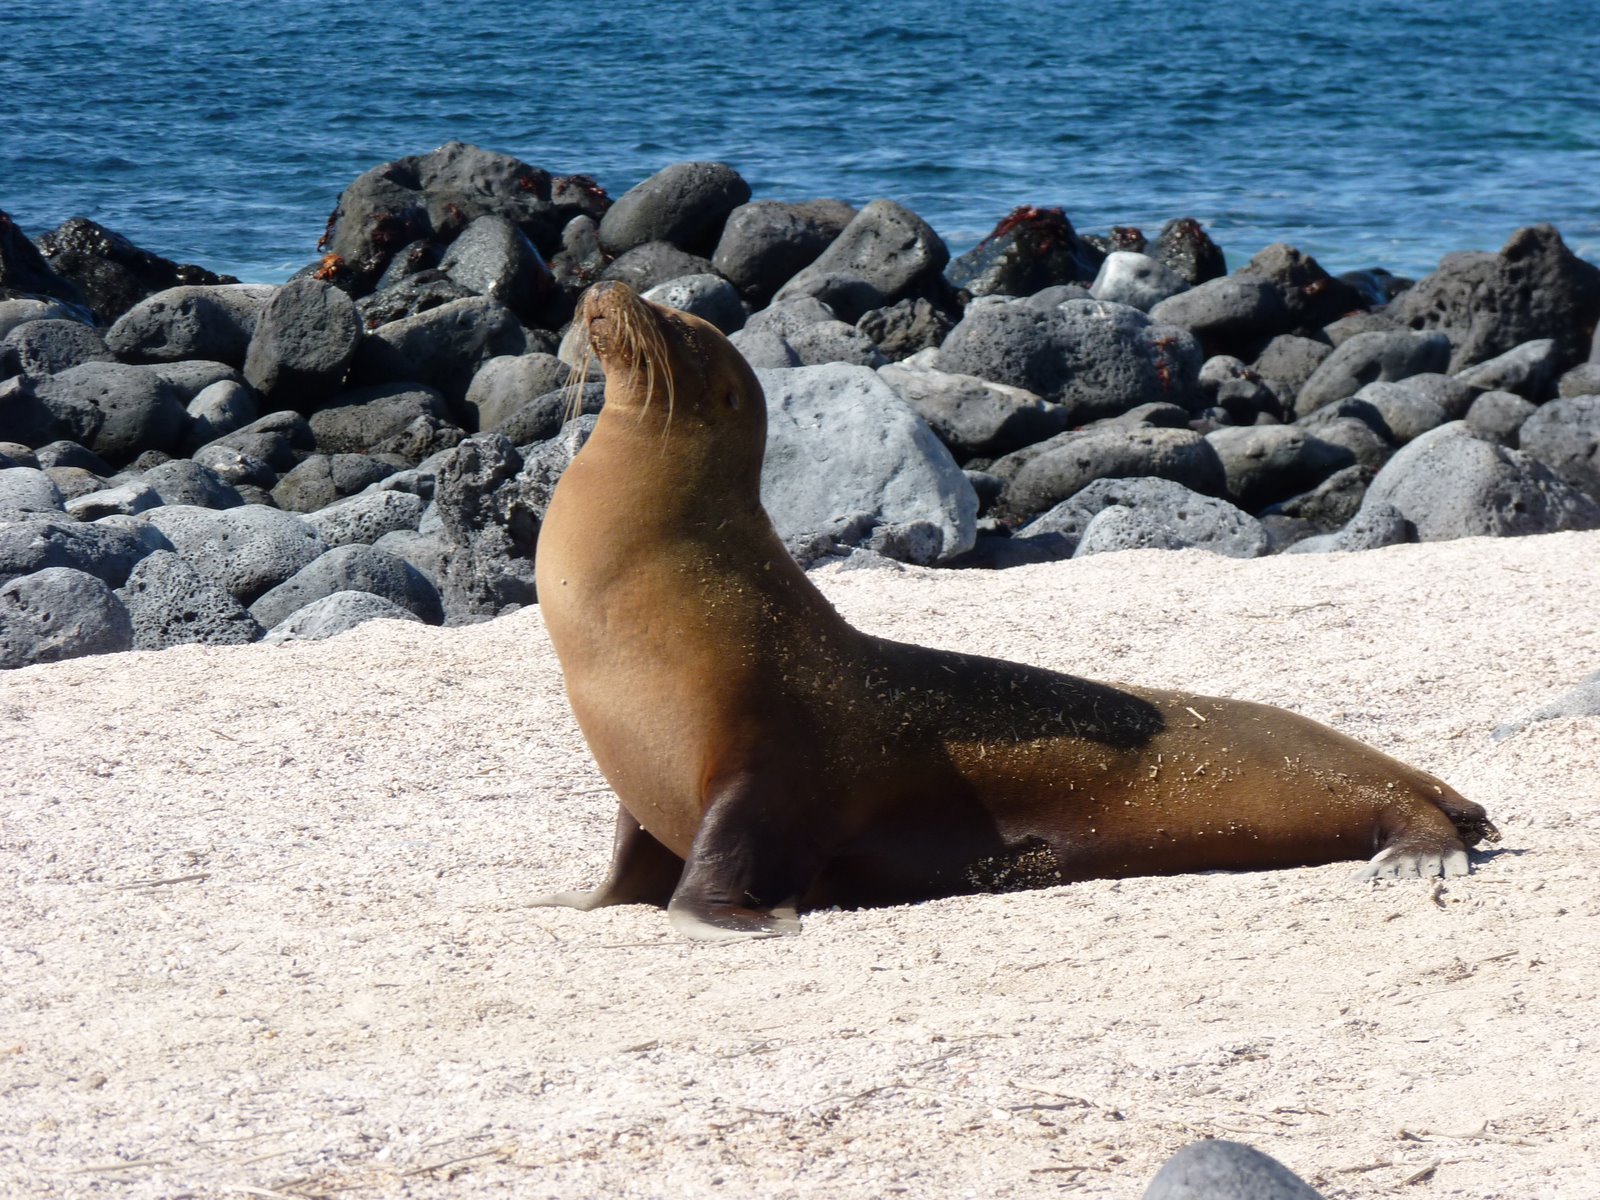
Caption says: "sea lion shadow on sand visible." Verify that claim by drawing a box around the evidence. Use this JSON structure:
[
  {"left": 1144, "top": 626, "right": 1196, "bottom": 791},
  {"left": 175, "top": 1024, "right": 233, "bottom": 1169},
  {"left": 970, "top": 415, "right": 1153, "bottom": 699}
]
[{"left": 530, "top": 281, "right": 1500, "bottom": 941}]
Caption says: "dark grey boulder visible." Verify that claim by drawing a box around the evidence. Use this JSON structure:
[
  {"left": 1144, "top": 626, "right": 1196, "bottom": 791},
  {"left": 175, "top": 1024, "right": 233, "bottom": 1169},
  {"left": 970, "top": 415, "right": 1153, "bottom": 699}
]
[
  {"left": 1297, "top": 411, "right": 1395, "bottom": 473},
  {"left": 598, "top": 242, "right": 718, "bottom": 294},
  {"left": 182, "top": 380, "right": 259, "bottom": 454},
  {"left": 64, "top": 480, "right": 162, "bottom": 521},
  {"left": 0, "top": 209, "right": 88, "bottom": 308},
  {"left": 1389, "top": 371, "right": 1476, "bottom": 420},
  {"left": 1198, "top": 355, "right": 1281, "bottom": 422},
  {"left": 855, "top": 298, "right": 953, "bottom": 361},
  {"left": 1152, "top": 218, "right": 1227, "bottom": 286},
  {"left": 1360, "top": 421, "right": 1600, "bottom": 540},
  {"left": 1148, "top": 277, "right": 1288, "bottom": 354},
  {"left": 248, "top": 543, "right": 442, "bottom": 629},
  {"left": 1323, "top": 312, "right": 1397, "bottom": 346},
  {"left": 769, "top": 272, "right": 887, "bottom": 325},
  {"left": 1348, "top": 381, "right": 1451, "bottom": 444},
  {"left": 34, "top": 440, "right": 109, "bottom": 472},
  {"left": 1285, "top": 501, "right": 1413, "bottom": 554},
  {"left": 354, "top": 271, "right": 475, "bottom": 329},
  {"left": 1518, "top": 394, "right": 1600, "bottom": 500},
  {"left": 1090, "top": 402, "right": 1192, "bottom": 430},
  {"left": 1558, "top": 362, "right": 1600, "bottom": 399},
  {"left": 0, "top": 466, "right": 64, "bottom": 519},
  {"left": 462, "top": 353, "right": 570, "bottom": 433},
  {"left": 349, "top": 296, "right": 526, "bottom": 408},
  {"left": 45, "top": 466, "right": 110, "bottom": 503},
  {"left": 33, "top": 216, "right": 238, "bottom": 325},
  {"left": 1140, "top": 1138, "right": 1324, "bottom": 1200},
  {"left": 946, "top": 207, "right": 1100, "bottom": 297},
  {"left": 0, "top": 318, "right": 112, "bottom": 379},
  {"left": 1089, "top": 251, "right": 1190, "bottom": 312},
  {"left": 262, "top": 590, "right": 425, "bottom": 644},
  {"left": 1464, "top": 389, "right": 1537, "bottom": 447},
  {"left": 1293, "top": 329, "right": 1452, "bottom": 417},
  {"left": 1260, "top": 463, "right": 1375, "bottom": 530},
  {"left": 0, "top": 566, "right": 133, "bottom": 668},
  {"left": 992, "top": 426, "right": 1226, "bottom": 521},
  {"left": 711, "top": 199, "right": 856, "bottom": 306},
  {"left": 876, "top": 362, "right": 1070, "bottom": 461},
  {"left": 116, "top": 550, "right": 263, "bottom": 649},
  {"left": 271, "top": 453, "right": 398, "bottom": 512},
  {"left": 428, "top": 433, "right": 539, "bottom": 622},
  {"left": 201, "top": 410, "right": 314, "bottom": 473},
  {"left": 775, "top": 200, "right": 949, "bottom": 309},
  {"left": 141, "top": 458, "right": 245, "bottom": 509},
  {"left": 439, "top": 213, "right": 559, "bottom": 329},
  {"left": 142, "top": 503, "right": 326, "bottom": 603},
  {"left": 642, "top": 274, "right": 746, "bottom": 334},
  {"left": 1235, "top": 243, "right": 1364, "bottom": 332},
  {"left": 28, "top": 362, "right": 189, "bottom": 464},
  {"left": 241, "top": 278, "right": 363, "bottom": 408},
  {"left": 0, "top": 442, "right": 36, "bottom": 467},
  {"left": 150, "top": 360, "right": 243, "bottom": 402},
  {"left": 1389, "top": 223, "right": 1600, "bottom": 371},
  {"left": 190, "top": 442, "right": 278, "bottom": 490},
  {"left": 303, "top": 488, "right": 426, "bottom": 548},
  {"left": 743, "top": 297, "right": 838, "bottom": 340},
  {"left": 1016, "top": 476, "right": 1267, "bottom": 559},
  {"left": 492, "top": 382, "right": 605, "bottom": 446},
  {"left": 1204, "top": 424, "right": 1356, "bottom": 512},
  {"left": 1493, "top": 669, "right": 1600, "bottom": 742},
  {"left": 755, "top": 364, "right": 977, "bottom": 563},
  {"left": 365, "top": 413, "right": 464, "bottom": 465},
  {"left": 1454, "top": 338, "right": 1562, "bottom": 401},
  {"left": 0, "top": 376, "right": 61, "bottom": 449},
  {"left": 105, "top": 285, "right": 274, "bottom": 366},
  {"left": 938, "top": 298, "right": 1203, "bottom": 420},
  {"left": 0, "top": 515, "right": 167, "bottom": 587},
  {"left": 1251, "top": 334, "right": 1332, "bottom": 409},
  {"left": 308, "top": 383, "right": 450, "bottom": 453},
  {"left": 598, "top": 162, "right": 751, "bottom": 258},
  {"left": 548, "top": 214, "right": 607, "bottom": 298}
]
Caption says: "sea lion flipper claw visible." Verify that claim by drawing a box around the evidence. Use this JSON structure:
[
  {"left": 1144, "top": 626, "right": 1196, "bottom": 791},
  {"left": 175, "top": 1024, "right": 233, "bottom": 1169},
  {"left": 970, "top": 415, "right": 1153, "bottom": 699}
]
[{"left": 668, "top": 900, "right": 800, "bottom": 942}]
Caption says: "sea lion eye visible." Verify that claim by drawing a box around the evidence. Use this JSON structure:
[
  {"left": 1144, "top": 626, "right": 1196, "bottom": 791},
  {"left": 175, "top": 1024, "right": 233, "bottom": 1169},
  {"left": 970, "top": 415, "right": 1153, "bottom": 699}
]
[{"left": 725, "top": 392, "right": 740, "bottom": 410}]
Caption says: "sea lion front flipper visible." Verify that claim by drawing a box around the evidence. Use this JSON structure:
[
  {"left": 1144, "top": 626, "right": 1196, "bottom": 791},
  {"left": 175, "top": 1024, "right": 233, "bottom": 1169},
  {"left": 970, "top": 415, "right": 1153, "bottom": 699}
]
[
  {"left": 528, "top": 803, "right": 683, "bottom": 910},
  {"left": 665, "top": 770, "right": 823, "bottom": 942}
]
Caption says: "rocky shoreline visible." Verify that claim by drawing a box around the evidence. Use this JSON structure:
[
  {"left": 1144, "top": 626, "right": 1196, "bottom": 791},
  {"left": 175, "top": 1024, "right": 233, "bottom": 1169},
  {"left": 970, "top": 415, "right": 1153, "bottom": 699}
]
[{"left": 3, "top": 141, "right": 1599, "bottom": 669}]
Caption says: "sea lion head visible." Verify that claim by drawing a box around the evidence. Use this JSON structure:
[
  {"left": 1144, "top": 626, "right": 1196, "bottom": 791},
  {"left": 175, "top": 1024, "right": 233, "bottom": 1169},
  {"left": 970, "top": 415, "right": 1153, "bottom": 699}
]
[{"left": 572, "top": 282, "right": 765, "bottom": 445}]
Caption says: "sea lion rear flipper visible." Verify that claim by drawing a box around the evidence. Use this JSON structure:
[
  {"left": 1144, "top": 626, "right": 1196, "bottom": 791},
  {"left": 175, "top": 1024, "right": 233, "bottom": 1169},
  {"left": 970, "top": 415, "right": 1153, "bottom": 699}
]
[
  {"left": 665, "top": 770, "right": 823, "bottom": 942},
  {"left": 528, "top": 803, "right": 683, "bottom": 910}
]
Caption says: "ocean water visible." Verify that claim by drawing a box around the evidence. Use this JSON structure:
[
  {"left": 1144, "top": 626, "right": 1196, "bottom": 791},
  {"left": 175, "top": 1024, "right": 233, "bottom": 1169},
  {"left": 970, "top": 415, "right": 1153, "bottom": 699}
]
[{"left": 4, "top": 0, "right": 1598, "bottom": 286}]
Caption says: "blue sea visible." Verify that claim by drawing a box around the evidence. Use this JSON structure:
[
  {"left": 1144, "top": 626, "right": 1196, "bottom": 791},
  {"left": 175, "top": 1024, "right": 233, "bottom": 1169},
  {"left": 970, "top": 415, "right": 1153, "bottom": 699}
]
[{"left": 5, "top": 0, "right": 1598, "bottom": 286}]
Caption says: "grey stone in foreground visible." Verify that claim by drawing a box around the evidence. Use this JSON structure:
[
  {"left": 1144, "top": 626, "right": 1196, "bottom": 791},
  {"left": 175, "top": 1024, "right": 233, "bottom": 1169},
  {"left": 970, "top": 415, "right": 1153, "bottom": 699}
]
[
  {"left": 877, "top": 362, "right": 1070, "bottom": 461},
  {"left": 993, "top": 426, "right": 1226, "bottom": 522},
  {"left": 303, "top": 489, "right": 426, "bottom": 548},
  {"left": 0, "top": 318, "right": 112, "bottom": 378},
  {"left": 105, "top": 284, "right": 274, "bottom": 366},
  {"left": 1359, "top": 422, "right": 1600, "bottom": 541},
  {"left": 143, "top": 504, "right": 327, "bottom": 604},
  {"left": 65, "top": 480, "right": 161, "bottom": 521},
  {"left": 1204, "top": 424, "right": 1355, "bottom": 512},
  {"left": 712, "top": 198, "right": 856, "bottom": 306},
  {"left": 0, "top": 467, "right": 64, "bottom": 520},
  {"left": 1140, "top": 1139, "right": 1324, "bottom": 1200},
  {"left": 141, "top": 458, "right": 245, "bottom": 509},
  {"left": 0, "top": 567, "right": 133, "bottom": 668},
  {"left": 1464, "top": 389, "right": 1536, "bottom": 446},
  {"left": 1493, "top": 669, "right": 1600, "bottom": 742},
  {"left": 1347, "top": 381, "right": 1450, "bottom": 444},
  {"left": 756, "top": 364, "right": 977, "bottom": 563},
  {"left": 0, "top": 516, "right": 166, "bottom": 588},
  {"left": 1455, "top": 337, "right": 1561, "bottom": 400},
  {"left": 308, "top": 384, "right": 451, "bottom": 454},
  {"left": 463, "top": 354, "right": 571, "bottom": 433},
  {"left": 642, "top": 274, "right": 746, "bottom": 334},
  {"left": 32, "top": 362, "right": 189, "bottom": 464},
  {"left": 262, "top": 590, "right": 424, "bottom": 644},
  {"left": 350, "top": 296, "right": 526, "bottom": 406},
  {"left": 1518, "top": 394, "right": 1600, "bottom": 501},
  {"left": 185, "top": 379, "right": 259, "bottom": 450},
  {"left": 1284, "top": 502, "right": 1412, "bottom": 554},
  {"left": 247, "top": 543, "right": 443, "bottom": 629},
  {"left": 116, "top": 550, "right": 264, "bottom": 650},
  {"left": 1293, "top": 330, "right": 1451, "bottom": 417},
  {"left": 272, "top": 453, "right": 398, "bottom": 513},
  {"left": 242, "top": 277, "right": 363, "bottom": 407},
  {"left": 1017, "top": 477, "right": 1268, "bottom": 559}
]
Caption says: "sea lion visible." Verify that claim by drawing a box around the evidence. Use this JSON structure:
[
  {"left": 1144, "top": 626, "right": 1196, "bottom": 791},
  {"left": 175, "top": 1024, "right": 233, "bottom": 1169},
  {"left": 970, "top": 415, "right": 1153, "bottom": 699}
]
[{"left": 532, "top": 281, "right": 1498, "bottom": 941}]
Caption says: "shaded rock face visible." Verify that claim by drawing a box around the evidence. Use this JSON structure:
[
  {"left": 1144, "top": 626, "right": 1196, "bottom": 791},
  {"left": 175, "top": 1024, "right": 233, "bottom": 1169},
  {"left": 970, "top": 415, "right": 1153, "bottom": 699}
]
[
  {"left": 946, "top": 206, "right": 1102, "bottom": 298},
  {"left": 1388, "top": 224, "right": 1600, "bottom": 371},
  {"left": 0, "top": 209, "right": 88, "bottom": 309},
  {"left": 319, "top": 141, "right": 611, "bottom": 295},
  {"left": 775, "top": 200, "right": 950, "bottom": 310},
  {"left": 30, "top": 363, "right": 189, "bottom": 465},
  {"left": 1518, "top": 394, "right": 1600, "bottom": 501},
  {"left": 34, "top": 217, "right": 238, "bottom": 324}
]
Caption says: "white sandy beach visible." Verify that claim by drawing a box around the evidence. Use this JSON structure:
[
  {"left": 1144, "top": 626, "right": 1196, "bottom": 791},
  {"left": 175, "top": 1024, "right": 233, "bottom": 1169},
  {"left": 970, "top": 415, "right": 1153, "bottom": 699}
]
[{"left": 3, "top": 532, "right": 1598, "bottom": 1199}]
